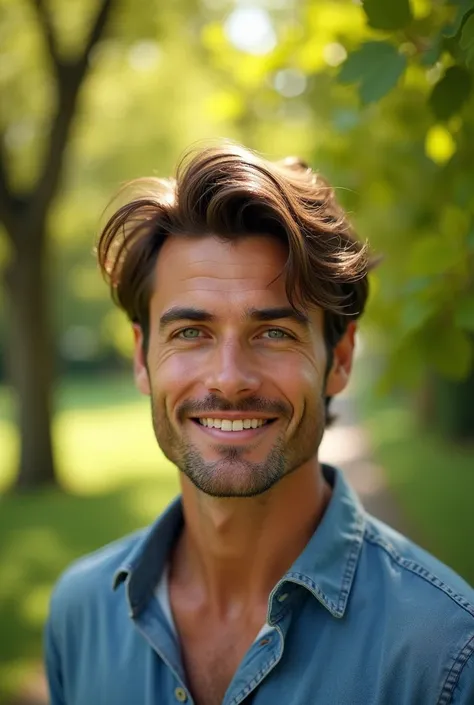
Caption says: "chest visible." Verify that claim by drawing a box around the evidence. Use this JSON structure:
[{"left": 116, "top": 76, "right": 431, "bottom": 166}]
[{"left": 173, "top": 612, "right": 266, "bottom": 705}]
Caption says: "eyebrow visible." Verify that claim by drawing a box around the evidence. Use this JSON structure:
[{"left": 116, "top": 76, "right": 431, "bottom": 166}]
[{"left": 159, "top": 305, "right": 310, "bottom": 331}]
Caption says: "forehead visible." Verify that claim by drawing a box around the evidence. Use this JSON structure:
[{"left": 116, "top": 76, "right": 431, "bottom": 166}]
[{"left": 151, "top": 234, "right": 290, "bottom": 305}]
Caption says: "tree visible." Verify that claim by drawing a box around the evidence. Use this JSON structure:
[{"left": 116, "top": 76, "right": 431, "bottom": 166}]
[
  {"left": 0, "top": 0, "right": 238, "bottom": 490},
  {"left": 0, "top": 0, "right": 114, "bottom": 489}
]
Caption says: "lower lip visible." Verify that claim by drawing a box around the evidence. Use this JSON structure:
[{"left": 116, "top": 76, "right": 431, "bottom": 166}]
[{"left": 192, "top": 420, "right": 274, "bottom": 442}]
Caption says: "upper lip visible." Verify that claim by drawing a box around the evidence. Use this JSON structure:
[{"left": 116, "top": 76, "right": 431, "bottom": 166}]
[{"left": 191, "top": 413, "right": 276, "bottom": 420}]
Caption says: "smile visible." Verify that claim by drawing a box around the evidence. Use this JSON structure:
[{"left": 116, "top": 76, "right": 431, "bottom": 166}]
[
  {"left": 191, "top": 417, "right": 277, "bottom": 439},
  {"left": 197, "top": 418, "right": 271, "bottom": 431}
]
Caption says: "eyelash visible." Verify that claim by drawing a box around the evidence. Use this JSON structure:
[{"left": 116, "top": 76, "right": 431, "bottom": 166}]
[{"left": 174, "top": 327, "right": 294, "bottom": 340}]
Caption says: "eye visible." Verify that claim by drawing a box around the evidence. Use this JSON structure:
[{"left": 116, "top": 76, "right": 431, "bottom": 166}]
[
  {"left": 261, "top": 328, "right": 292, "bottom": 340},
  {"left": 176, "top": 327, "right": 203, "bottom": 339}
]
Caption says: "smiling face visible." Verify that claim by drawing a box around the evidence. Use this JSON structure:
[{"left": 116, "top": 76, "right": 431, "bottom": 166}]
[{"left": 134, "top": 234, "right": 355, "bottom": 498}]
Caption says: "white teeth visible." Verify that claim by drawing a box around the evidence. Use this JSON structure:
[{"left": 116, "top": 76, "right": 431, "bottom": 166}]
[{"left": 198, "top": 418, "right": 268, "bottom": 431}]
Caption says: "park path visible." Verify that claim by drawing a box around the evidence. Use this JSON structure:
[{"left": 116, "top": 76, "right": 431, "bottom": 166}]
[{"left": 12, "top": 384, "right": 408, "bottom": 705}]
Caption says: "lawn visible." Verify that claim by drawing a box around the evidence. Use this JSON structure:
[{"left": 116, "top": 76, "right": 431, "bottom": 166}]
[
  {"left": 360, "top": 382, "right": 474, "bottom": 587},
  {"left": 0, "top": 375, "right": 180, "bottom": 702}
]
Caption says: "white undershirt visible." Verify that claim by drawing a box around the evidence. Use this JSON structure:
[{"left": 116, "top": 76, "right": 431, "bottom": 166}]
[{"left": 155, "top": 565, "right": 273, "bottom": 643}]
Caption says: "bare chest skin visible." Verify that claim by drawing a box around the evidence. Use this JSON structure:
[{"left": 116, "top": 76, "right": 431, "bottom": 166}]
[{"left": 170, "top": 584, "right": 267, "bottom": 705}]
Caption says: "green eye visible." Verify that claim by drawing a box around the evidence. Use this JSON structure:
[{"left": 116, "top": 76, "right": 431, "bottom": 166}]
[
  {"left": 264, "top": 329, "right": 288, "bottom": 339},
  {"left": 178, "top": 328, "right": 201, "bottom": 339}
]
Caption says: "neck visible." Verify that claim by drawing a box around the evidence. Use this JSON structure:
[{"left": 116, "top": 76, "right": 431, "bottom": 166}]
[{"left": 170, "top": 461, "right": 331, "bottom": 616}]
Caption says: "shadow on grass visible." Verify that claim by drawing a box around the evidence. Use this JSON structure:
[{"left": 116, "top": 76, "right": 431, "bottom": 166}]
[{"left": 0, "top": 473, "right": 179, "bottom": 703}]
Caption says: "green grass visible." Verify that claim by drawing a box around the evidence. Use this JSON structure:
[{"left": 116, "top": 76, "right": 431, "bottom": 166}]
[
  {"left": 0, "top": 375, "right": 180, "bottom": 701},
  {"left": 360, "top": 384, "right": 474, "bottom": 587}
]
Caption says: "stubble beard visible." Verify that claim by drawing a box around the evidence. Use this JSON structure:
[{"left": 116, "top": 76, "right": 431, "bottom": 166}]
[{"left": 150, "top": 394, "right": 326, "bottom": 498}]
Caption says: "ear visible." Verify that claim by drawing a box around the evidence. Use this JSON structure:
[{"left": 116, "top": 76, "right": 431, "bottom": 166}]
[
  {"left": 325, "top": 322, "right": 356, "bottom": 397},
  {"left": 133, "top": 324, "right": 151, "bottom": 396}
]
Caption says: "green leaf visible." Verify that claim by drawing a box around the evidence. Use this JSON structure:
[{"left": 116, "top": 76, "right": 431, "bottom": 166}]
[
  {"left": 429, "top": 66, "right": 472, "bottom": 121},
  {"left": 421, "top": 35, "right": 443, "bottom": 67},
  {"left": 454, "top": 296, "right": 474, "bottom": 331},
  {"left": 338, "top": 42, "right": 407, "bottom": 105},
  {"left": 426, "top": 327, "right": 473, "bottom": 380},
  {"left": 460, "top": 12, "right": 474, "bottom": 68},
  {"left": 362, "top": 0, "right": 413, "bottom": 31},
  {"left": 443, "top": 0, "right": 474, "bottom": 37}
]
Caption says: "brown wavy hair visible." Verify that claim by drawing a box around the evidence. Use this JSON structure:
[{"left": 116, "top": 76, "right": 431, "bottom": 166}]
[{"left": 97, "top": 141, "right": 373, "bottom": 425}]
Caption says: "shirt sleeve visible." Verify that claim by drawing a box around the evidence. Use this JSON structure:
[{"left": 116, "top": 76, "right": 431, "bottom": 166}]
[
  {"left": 452, "top": 649, "right": 474, "bottom": 705},
  {"left": 43, "top": 607, "right": 66, "bottom": 705}
]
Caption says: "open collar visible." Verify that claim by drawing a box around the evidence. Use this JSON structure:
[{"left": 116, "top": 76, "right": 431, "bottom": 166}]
[
  {"left": 271, "top": 464, "right": 366, "bottom": 619},
  {"left": 113, "top": 465, "right": 366, "bottom": 620}
]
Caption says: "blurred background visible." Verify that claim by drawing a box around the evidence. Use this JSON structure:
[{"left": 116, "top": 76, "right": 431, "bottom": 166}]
[{"left": 1, "top": 0, "right": 473, "bottom": 701}]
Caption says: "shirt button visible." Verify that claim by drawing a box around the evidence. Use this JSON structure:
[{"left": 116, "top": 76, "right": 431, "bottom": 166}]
[
  {"left": 277, "top": 592, "right": 289, "bottom": 602},
  {"left": 174, "top": 687, "right": 188, "bottom": 702}
]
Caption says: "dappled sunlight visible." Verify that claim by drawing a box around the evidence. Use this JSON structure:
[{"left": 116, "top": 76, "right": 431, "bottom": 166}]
[
  {"left": 55, "top": 402, "right": 177, "bottom": 494},
  {"left": 0, "top": 421, "right": 17, "bottom": 491},
  {"left": 21, "top": 584, "right": 52, "bottom": 628},
  {"left": 0, "top": 387, "right": 179, "bottom": 494}
]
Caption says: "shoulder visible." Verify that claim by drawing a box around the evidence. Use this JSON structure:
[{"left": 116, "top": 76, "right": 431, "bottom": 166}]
[
  {"left": 362, "top": 514, "right": 474, "bottom": 615},
  {"left": 48, "top": 529, "right": 146, "bottom": 628},
  {"left": 356, "top": 516, "right": 474, "bottom": 701}
]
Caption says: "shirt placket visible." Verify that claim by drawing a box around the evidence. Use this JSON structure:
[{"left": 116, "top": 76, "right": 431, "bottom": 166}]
[
  {"left": 223, "top": 606, "right": 293, "bottom": 705},
  {"left": 133, "top": 597, "right": 196, "bottom": 705}
]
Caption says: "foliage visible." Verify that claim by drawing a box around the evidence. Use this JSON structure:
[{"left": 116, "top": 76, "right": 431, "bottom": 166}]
[{"left": 197, "top": 0, "right": 474, "bottom": 393}]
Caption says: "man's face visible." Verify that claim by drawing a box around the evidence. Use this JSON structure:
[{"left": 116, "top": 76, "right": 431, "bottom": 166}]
[{"left": 134, "top": 234, "right": 354, "bottom": 498}]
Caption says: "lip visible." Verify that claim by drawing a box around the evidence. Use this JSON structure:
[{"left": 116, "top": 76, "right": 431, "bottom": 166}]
[{"left": 190, "top": 418, "right": 276, "bottom": 443}]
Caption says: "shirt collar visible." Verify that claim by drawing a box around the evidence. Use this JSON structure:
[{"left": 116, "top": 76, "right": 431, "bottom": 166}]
[
  {"left": 272, "top": 464, "right": 366, "bottom": 619},
  {"left": 113, "top": 465, "right": 366, "bottom": 620}
]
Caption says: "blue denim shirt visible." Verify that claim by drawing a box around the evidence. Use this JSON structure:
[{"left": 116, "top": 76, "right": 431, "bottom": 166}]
[{"left": 45, "top": 465, "right": 474, "bottom": 704}]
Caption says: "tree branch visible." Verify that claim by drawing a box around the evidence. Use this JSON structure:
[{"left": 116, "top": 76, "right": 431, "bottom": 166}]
[
  {"left": 31, "top": 0, "right": 115, "bottom": 228},
  {"left": 0, "top": 131, "right": 16, "bottom": 238},
  {"left": 83, "top": 0, "right": 114, "bottom": 64},
  {"left": 32, "top": 0, "right": 60, "bottom": 71}
]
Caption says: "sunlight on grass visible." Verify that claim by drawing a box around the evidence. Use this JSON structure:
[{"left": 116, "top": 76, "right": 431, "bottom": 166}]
[
  {"left": 55, "top": 402, "right": 176, "bottom": 493},
  {"left": 0, "top": 421, "right": 17, "bottom": 491},
  {"left": 21, "top": 584, "right": 52, "bottom": 628},
  {"left": 0, "top": 377, "right": 178, "bottom": 494}
]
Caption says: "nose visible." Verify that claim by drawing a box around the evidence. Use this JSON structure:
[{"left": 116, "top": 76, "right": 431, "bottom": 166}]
[{"left": 204, "top": 339, "right": 261, "bottom": 400}]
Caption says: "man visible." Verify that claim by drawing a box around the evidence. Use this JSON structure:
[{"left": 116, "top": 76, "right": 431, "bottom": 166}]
[{"left": 45, "top": 142, "right": 474, "bottom": 704}]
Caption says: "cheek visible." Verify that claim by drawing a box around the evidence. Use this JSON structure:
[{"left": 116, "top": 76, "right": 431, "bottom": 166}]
[
  {"left": 270, "top": 354, "right": 324, "bottom": 392},
  {"left": 149, "top": 352, "right": 201, "bottom": 406}
]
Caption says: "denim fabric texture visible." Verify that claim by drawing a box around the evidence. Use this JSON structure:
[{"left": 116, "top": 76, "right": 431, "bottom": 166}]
[{"left": 44, "top": 465, "right": 474, "bottom": 704}]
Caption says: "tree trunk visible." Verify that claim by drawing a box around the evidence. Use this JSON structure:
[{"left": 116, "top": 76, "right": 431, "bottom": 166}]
[{"left": 4, "top": 231, "right": 57, "bottom": 490}]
